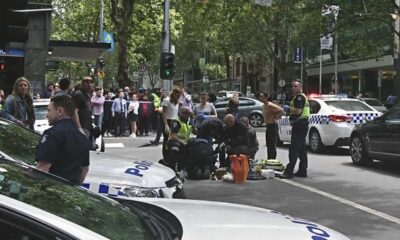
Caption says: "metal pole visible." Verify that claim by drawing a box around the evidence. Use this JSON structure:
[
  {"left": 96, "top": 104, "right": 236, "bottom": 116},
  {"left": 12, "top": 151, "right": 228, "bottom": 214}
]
[
  {"left": 395, "top": 0, "right": 400, "bottom": 98},
  {"left": 319, "top": 46, "right": 322, "bottom": 94},
  {"left": 162, "top": 0, "right": 171, "bottom": 92},
  {"left": 99, "top": 0, "right": 104, "bottom": 42},
  {"left": 300, "top": 46, "right": 304, "bottom": 84},
  {"left": 334, "top": 31, "right": 338, "bottom": 93}
]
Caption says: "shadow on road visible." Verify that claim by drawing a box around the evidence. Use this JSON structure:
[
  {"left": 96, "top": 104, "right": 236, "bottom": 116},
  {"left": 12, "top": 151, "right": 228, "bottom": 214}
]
[{"left": 342, "top": 161, "right": 400, "bottom": 177}]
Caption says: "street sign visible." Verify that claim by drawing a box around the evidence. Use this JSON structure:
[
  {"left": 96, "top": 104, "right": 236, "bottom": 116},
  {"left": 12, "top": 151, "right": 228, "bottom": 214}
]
[
  {"left": 294, "top": 47, "right": 302, "bottom": 63},
  {"left": 278, "top": 79, "right": 286, "bottom": 87}
]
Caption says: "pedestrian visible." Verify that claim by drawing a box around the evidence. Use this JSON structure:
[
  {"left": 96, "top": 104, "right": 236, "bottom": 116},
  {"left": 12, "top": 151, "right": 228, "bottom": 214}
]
[
  {"left": 150, "top": 90, "right": 167, "bottom": 145},
  {"left": 239, "top": 116, "right": 259, "bottom": 160},
  {"left": 179, "top": 88, "right": 193, "bottom": 109},
  {"left": 385, "top": 91, "right": 397, "bottom": 109},
  {"left": 279, "top": 80, "right": 310, "bottom": 179},
  {"left": 102, "top": 91, "right": 114, "bottom": 137},
  {"left": 160, "top": 87, "right": 183, "bottom": 159},
  {"left": 259, "top": 91, "right": 284, "bottom": 160},
  {"left": 91, "top": 87, "right": 105, "bottom": 131},
  {"left": 226, "top": 93, "right": 239, "bottom": 119},
  {"left": 192, "top": 92, "right": 217, "bottom": 130},
  {"left": 72, "top": 76, "right": 94, "bottom": 138},
  {"left": 54, "top": 78, "right": 71, "bottom": 97},
  {"left": 219, "top": 114, "right": 249, "bottom": 168},
  {"left": 128, "top": 93, "right": 139, "bottom": 137},
  {"left": 42, "top": 83, "right": 54, "bottom": 98},
  {"left": 1, "top": 77, "right": 35, "bottom": 130},
  {"left": 111, "top": 90, "right": 128, "bottom": 137},
  {"left": 138, "top": 94, "right": 151, "bottom": 136},
  {"left": 35, "top": 95, "right": 91, "bottom": 185}
]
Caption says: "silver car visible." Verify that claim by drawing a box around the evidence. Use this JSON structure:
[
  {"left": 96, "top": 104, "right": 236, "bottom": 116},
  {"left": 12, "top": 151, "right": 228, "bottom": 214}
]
[{"left": 213, "top": 97, "right": 264, "bottom": 127}]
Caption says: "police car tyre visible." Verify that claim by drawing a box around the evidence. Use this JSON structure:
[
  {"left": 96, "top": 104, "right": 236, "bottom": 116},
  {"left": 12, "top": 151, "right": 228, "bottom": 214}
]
[
  {"left": 249, "top": 113, "right": 263, "bottom": 127},
  {"left": 309, "top": 129, "right": 324, "bottom": 153},
  {"left": 350, "top": 135, "right": 373, "bottom": 166}
]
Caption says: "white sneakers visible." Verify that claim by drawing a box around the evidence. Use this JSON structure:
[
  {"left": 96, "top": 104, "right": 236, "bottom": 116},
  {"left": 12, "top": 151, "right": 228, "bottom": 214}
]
[{"left": 130, "top": 133, "right": 137, "bottom": 138}]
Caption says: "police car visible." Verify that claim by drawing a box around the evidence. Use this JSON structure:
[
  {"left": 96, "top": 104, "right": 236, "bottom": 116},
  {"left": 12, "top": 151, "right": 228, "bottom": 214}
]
[
  {"left": 277, "top": 94, "right": 382, "bottom": 153},
  {"left": 0, "top": 157, "right": 351, "bottom": 240},
  {"left": 0, "top": 117, "right": 185, "bottom": 198},
  {"left": 33, "top": 98, "right": 51, "bottom": 133}
]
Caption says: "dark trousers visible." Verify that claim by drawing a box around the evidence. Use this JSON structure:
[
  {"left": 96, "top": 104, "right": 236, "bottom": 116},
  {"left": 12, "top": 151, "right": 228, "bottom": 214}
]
[
  {"left": 114, "top": 112, "right": 126, "bottom": 136},
  {"left": 166, "top": 139, "right": 187, "bottom": 172},
  {"left": 285, "top": 119, "right": 309, "bottom": 174},
  {"left": 162, "top": 119, "right": 173, "bottom": 160},
  {"left": 219, "top": 145, "right": 250, "bottom": 168},
  {"left": 138, "top": 116, "right": 150, "bottom": 135},
  {"left": 153, "top": 113, "right": 163, "bottom": 142},
  {"left": 265, "top": 123, "right": 278, "bottom": 159}
]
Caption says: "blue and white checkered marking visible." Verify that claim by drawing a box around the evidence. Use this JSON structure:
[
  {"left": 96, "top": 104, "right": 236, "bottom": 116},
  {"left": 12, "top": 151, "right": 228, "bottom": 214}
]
[
  {"left": 347, "top": 113, "right": 381, "bottom": 124},
  {"left": 81, "top": 182, "right": 124, "bottom": 196}
]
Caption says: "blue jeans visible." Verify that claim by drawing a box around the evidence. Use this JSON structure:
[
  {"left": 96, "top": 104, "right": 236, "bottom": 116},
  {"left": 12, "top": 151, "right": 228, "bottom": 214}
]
[{"left": 94, "top": 114, "right": 103, "bottom": 131}]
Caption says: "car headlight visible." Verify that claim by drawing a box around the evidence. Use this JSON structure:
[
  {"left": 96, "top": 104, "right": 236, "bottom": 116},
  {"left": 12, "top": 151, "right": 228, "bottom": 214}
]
[{"left": 122, "top": 187, "right": 160, "bottom": 198}]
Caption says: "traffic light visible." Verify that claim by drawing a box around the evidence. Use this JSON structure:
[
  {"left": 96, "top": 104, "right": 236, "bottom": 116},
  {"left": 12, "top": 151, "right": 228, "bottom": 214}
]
[
  {"left": 0, "top": 0, "right": 29, "bottom": 43},
  {"left": 160, "top": 52, "right": 175, "bottom": 79}
]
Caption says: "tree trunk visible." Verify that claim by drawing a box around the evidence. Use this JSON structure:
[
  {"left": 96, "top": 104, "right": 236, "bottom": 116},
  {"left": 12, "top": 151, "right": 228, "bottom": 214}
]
[{"left": 110, "top": 0, "right": 135, "bottom": 88}]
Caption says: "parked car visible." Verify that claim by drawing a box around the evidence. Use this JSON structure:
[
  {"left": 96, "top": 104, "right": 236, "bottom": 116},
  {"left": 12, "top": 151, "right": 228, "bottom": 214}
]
[
  {"left": 0, "top": 157, "right": 350, "bottom": 240},
  {"left": 213, "top": 97, "right": 264, "bottom": 127},
  {"left": 359, "top": 97, "right": 388, "bottom": 113},
  {"left": 217, "top": 90, "right": 244, "bottom": 98},
  {"left": 277, "top": 95, "right": 382, "bottom": 153},
  {"left": 349, "top": 104, "right": 400, "bottom": 165},
  {"left": 0, "top": 117, "right": 185, "bottom": 198}
]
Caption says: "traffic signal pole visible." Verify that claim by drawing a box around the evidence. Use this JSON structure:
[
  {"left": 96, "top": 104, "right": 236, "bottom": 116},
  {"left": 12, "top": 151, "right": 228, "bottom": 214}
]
[{"left": 161, "top": 0, "right": 173, "bottom": 92}]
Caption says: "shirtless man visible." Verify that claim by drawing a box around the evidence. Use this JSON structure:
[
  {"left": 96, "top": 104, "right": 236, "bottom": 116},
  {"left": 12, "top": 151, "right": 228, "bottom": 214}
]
[{"left": 259, "top": 91, "right": 284, "bottom": 160}]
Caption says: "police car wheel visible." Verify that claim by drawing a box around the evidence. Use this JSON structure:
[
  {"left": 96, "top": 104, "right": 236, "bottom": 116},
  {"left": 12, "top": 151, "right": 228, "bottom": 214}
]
[
  {"left": 249, "top": 113, "right": 263, "bottom": 127},
  {"left": 309, "top": 129, "right": 324, "bottom": 153},
  {"left": 350, "top": 135, "right": 372, "bottom": 166}
]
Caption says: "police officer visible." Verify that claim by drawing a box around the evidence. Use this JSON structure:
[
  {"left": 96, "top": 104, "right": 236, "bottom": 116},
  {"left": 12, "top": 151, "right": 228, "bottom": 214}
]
[
  {"left": 36, "top": 95, "right": 92, "bottom": 185},
  {"left": 164, "top": 106, "right": 193, "bottom": 172},
  {"left": 280, "top": 80, "right": 310, "bottom": 179}
]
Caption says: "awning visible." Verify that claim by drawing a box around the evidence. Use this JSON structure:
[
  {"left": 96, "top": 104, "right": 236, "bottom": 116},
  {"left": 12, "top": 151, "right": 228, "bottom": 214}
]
[{"left": 47, "top": 40, "right": 111, "bottom": 62}]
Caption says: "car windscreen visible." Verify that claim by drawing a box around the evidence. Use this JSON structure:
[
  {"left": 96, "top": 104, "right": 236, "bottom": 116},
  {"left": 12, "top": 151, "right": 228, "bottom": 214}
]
[
  {"left": 34, "top": 105, "right": 48, "bottom": 120},
  {"left": 0, "top": 119, "right": 39, "bottom": 165},
  {"left": 325, "top": 100, "right": 374, "bottom": 111},
  {"left": 0, "top": 160, "right": 154, "bottom": 240},
  {"left": 364, "top": 99, "right": 383, "bottom": 107}
]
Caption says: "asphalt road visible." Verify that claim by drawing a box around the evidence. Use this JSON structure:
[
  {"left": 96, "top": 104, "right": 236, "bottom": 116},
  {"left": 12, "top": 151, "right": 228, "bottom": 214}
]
[{"left": 102, "top": 130, "right": 400, "bottom": 240}]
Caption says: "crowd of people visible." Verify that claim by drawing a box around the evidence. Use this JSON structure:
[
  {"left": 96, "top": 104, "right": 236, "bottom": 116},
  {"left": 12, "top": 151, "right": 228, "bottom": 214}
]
[{"left": 1, "top": 75, "right": 399, "bottom": 183}]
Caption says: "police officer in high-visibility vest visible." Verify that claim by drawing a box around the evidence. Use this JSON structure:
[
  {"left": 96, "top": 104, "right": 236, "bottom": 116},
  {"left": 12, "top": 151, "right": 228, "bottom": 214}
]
[
  {"left": 280, "top": 80, "right": 310, "bottom": 179},
  {"left": 164, "top": 106, "right": 193, "bottom": 172},
  {"left": 150, "top": 89, "right": 161, "bottom": 130}
]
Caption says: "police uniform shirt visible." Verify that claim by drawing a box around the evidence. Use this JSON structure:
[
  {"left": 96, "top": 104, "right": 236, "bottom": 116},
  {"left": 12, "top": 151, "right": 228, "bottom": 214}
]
[
  {"left": 198, "top": 118, "right": 224, "bottom": 142},
  {"left": 170, "top": 119, "right": 183, "bottom": 134},
  {"left": 289, "top": 94, "right": 306, "bottom": 122},
  {"left": 36, "top": 118, "right": 91, "bottom": 185}
]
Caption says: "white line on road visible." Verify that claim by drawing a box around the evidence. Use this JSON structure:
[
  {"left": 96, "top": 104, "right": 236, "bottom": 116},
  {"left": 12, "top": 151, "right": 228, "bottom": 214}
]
[
  {"left": 279, "top": 179, "right": 400, "bottom": 225},
  {"left": 105, "top": 143, "right": 125, "bottom": 148}
]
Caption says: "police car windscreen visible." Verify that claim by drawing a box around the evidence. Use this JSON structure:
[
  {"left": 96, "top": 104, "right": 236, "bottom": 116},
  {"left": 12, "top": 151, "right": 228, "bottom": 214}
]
[{"left": 325, "top": 100, "right": 374, "bottom": 111}]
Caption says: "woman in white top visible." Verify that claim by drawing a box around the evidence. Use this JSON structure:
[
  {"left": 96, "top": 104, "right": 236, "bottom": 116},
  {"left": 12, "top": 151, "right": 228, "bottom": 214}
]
[
  {"left": 127, "top": 94, "right": 139, "bottom": 137},
  {"left": 193, "top": 92, "right": 217, "bottom": 128},
  {"left": 161, "top": 87, "right": 183, "bottom": 159}
]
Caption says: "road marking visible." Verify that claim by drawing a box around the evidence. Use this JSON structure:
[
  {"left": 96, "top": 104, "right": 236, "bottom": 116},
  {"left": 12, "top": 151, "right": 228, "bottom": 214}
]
[
  {"left": 105, "top": 143, "right": 124, "bottom": 148},
  {"left": 279, "top": 179, "right": 400, "bottom": 225}
]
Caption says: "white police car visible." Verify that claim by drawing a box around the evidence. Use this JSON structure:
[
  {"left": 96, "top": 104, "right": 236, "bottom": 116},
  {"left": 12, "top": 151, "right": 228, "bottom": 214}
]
[
  {"left": 0, "top": 117, "right": 185, "bottom": 198},
  {"left": 0, "top": 157, "right": 351, "bottom": 240},
  {"left": 277, "top": 94, "right": 382, "bottom": 153},
  {"left": 33, "top": 98, "right": 51, "bottom": 133}
]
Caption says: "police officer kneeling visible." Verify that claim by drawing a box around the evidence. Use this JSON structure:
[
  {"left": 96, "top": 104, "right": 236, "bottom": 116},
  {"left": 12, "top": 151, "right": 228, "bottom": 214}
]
[
  {"left": 164, "top": 106, "right": 193, "bottom": 174},
  {"left": 36, "top": 95, "right": 92, "bottom": 185}
]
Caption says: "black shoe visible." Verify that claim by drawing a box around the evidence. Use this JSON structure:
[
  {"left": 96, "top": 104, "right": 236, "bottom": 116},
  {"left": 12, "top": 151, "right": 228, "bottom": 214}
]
[
  {"left": 294, "top": 172, "right": 307, "bottom": 178},
  {"left": 278, "top": 173, "right": 293, "bottom": 179},
  {"left": 150, "top": 140, "right": 159, "bottom": 145}
]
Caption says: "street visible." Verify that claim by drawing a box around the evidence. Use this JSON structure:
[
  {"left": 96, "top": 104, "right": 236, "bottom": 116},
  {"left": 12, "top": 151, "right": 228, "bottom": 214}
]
[{"left": 101, "top": 129, "right": 400, "bottom": 240}]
